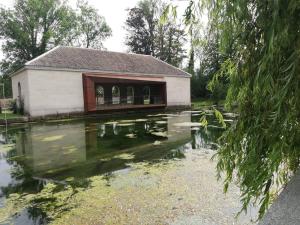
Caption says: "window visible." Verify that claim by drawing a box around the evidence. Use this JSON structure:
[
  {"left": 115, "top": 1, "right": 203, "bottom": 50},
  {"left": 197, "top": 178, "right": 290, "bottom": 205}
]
[
  {"left": 112, "top": 86, "right": 120, "bottom": 104},
  {"left": 143, "top": 86, "right": 150, "bottom": 104},
  {"left": 95, "top": 85, "right": 104, "bottom": 106},
  {"left": 127, "top": 86, "right": 134, "bottom": 104},
  {"left": 17, "top": 82, "right": 22, "bottom": 106}
]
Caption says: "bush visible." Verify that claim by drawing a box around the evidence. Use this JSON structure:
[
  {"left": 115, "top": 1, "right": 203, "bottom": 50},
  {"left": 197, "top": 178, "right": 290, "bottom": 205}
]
[{"left": 9, "top": 99, "right": 24, "bottom": 115}]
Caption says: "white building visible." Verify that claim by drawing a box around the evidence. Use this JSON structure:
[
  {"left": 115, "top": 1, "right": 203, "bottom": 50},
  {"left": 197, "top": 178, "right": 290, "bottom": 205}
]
[{"left": 11, "top": 46, "right": 191, "bottom": 117}]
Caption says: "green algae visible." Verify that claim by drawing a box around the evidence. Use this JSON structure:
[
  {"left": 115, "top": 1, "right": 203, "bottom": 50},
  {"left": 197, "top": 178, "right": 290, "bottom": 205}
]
[
  {"left": 174, "top": 122, "right": 204, "bottom": 127},
  {"left": 0, "top": 144, "right": 15, "bottom": 153},
  {"left": 155, "top": 121, "right": 167, "bottom": 124},
  {"left": 150, "top": 131, "right": 169, "bottom": 138},
  {"left": 125, "top": 133, "right": 137, "bottom": 138},
  {"left": 135, "top": 119, "right": 148, "bottom": 122},
  {"left": 114, "top": 153, "right": 135, "bottom": 160},
  {"left": 0, "top": 150, "right": 257, "bottom": 225},
  {"left": 0, "top": 110, "right": 250, "bottom": 224},
  {"left": 117, "top": 123, "right": 135, "bottom": 127},
  {"left": 153, "top": 140, "right": 162, "bottom": 145},
  {"left": 41, "top": 135, "right": 64, "bottom": 142}
]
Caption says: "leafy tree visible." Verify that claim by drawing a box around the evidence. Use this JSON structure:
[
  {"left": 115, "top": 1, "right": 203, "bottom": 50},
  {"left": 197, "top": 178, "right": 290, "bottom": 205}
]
[
  {"left": 0, "top": 0, "right": 76, "bottom": 75},
  {"left": 125, "top": 6, "right": 154, "bottom": 55},
  {"left": 213, "top": 0, "right": 300, "bottom": 218},
  {"left": 0, "top": 0, "right": 112, "bottom": 97},
  {"left": 187, "top": 46, "right": 195, "bottom": 76},
  {"left": 0, "top": 0, "right": 76, "bottom": 96},
  {"left": 155, "top": 21, "right": 186, "bottom": 67},
  {"left": 74, "top": 0, "right": 111, "bottom": 49},
  {"left": 125, "top": 0, "right": 186, "bottom": 67},
  {"left": 166, "top": 0, "right": 300, "bottom": 219},
  {"left": 190, "top": 69, "right": 209, "bottom": 98}
]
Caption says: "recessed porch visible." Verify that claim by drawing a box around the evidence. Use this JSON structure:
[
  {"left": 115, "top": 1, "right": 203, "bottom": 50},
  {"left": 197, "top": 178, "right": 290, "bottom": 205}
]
[{"left": 82, "top": 73, "right": 167, "bottom": 113}]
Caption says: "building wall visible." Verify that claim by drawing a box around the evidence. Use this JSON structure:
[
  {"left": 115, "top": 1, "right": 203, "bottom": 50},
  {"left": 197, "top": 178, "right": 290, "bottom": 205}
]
[
  {"left": 26, "top": 69, "right": 84, "bottom": 116},
  {"left": 164, "top": 76, "right": 191, "bottom": 106},
  {"left": 11, "top": 70, "right": 30, "bottom": 114},
  {"left": 12, "top": 69, "right": 190, "bottom": 116}
]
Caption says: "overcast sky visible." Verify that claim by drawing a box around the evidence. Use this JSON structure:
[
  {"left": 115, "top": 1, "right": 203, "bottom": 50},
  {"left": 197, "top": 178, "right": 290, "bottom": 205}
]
[{"left": 0, "top": 0, "right": 190, "bottom": 60}]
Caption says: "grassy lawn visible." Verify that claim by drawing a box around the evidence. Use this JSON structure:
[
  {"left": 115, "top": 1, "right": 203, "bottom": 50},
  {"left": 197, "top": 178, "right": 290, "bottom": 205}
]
[
  {"left": 0, "top": 110, "right": 24, "bottom": 120},
  {"left": 191, "top": 98, "right": 225, "bottom": 109}
]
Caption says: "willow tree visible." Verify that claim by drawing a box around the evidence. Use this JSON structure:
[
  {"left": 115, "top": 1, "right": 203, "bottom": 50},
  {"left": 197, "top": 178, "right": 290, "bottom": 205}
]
[{"left": 165, "top": 0, "right": 300, "bottom": 219}]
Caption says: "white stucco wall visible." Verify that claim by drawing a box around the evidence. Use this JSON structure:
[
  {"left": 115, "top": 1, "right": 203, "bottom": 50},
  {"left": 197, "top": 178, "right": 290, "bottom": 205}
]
[
  {"left": 164, "top": 76, "right": 191, "bottom": 106},
  {"left": 11, "top": 70, "right": 30, "bottom": 114},
  {"left": 26, "top": 69, "right": 84, "bottom": 116},
  {"left": 12, "top": 69, "right": 190, "bottom": 116}
]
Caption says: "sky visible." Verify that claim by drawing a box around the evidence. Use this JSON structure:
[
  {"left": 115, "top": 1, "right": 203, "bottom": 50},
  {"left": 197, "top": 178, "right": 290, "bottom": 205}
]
[{"left": 0, "top": 0, "right": 190, "bottom": 60}]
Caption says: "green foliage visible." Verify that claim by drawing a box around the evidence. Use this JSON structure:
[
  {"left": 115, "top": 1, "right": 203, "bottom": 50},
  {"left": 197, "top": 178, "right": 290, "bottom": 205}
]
[
  {"left": 125, "top": 0, "right": 186, "bottom": 67},
  {"left": 167, "top": 0, "right": 300, "bottom": 219},
  {"left": 214, "top": 109, "right": 226, "bottom": 128},
  {"left": 7, "top": 98, "right": 24, "bottom": 115},
  {"left": 190, "top": 70, "right": 211, "bottom": 99},
  {"left": 211, "top": 0, "right": 300, "bottom": 218},
  {"left": 74, "top": 0, "right": 112, "bottom": 48},
  {"left": 0, "top": 0, "right": 112, "bottom": 96},
  {"left": 0, "top": 76, "right": 12, "bottom": 98},
  {"left": 0, "top": 0, "right": 76, "bottom": 75}
]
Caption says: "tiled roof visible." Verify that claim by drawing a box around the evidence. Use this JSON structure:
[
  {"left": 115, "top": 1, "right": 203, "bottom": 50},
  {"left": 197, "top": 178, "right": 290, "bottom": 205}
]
[{"left": 25, "top": 46, "right": 190, "bottom": 77}]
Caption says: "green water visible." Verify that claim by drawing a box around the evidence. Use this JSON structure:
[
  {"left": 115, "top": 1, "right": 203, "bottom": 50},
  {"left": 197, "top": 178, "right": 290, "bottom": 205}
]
[{"left": 0, "top": 111, "right": 254, "bottom": 225}]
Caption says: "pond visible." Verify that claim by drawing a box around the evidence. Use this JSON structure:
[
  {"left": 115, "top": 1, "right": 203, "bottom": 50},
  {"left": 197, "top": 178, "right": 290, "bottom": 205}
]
[{"left": 0, "top": 111, "right": 257, "bottom": 225}]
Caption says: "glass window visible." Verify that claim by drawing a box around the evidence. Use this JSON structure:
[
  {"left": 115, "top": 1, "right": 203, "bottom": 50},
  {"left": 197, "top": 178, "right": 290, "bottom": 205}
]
[
  {"left": 127, "top": 86, "right": 134, "bottom": 104},
  {"left": 112, "top": 86, "right": 120, "bottom": 104},
  {"left": 95, "top": 85, "right": 104, "bottom": 106},
  {"left": 143, "top": 86, "right": 150, "bottom": 104}
]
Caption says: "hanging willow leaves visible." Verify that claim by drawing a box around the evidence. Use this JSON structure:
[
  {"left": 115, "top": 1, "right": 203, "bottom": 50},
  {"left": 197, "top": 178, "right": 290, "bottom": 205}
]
[{"left": 164, "top": 0, "right": 300, "bottom": 219}]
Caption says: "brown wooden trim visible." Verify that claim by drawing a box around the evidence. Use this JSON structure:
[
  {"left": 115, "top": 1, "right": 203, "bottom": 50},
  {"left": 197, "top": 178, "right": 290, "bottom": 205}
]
[
  {"left": 88, "top": 104, "right": 166, "bottom": 113},
  {"left": 83, "top": 72, "right": 165, "bottom": 82},
  {"left": 82, "top": 73, "right": 167, "bottom": 113}
]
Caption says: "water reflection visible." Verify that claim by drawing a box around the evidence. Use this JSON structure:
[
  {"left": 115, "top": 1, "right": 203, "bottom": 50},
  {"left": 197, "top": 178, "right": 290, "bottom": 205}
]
[
  {"left": 16, "top": 123, "right": 87, "bottom": 174},
  {"left": 0, "top": 111, "right": 228, "bottom": 224},
  {"left": 2, "top": 113, "right": 195, "bottom": 179}
]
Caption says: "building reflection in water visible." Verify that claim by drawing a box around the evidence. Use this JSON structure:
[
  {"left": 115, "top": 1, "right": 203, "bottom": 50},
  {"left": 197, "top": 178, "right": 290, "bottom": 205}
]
[
  {"left": 15, "top": 123, "right": 87, "bottom": 174},
  {"left": 13, "top": 113, "right": 192, "bottom": 178}
]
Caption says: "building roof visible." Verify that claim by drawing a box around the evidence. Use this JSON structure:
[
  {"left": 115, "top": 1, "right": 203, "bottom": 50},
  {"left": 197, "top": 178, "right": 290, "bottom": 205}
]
[{"left": 22, "top": 46, "right": 190, "bottom": 77}]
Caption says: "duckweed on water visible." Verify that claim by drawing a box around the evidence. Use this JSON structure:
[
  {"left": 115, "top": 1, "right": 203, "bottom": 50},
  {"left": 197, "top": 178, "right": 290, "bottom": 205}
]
[
  {"left": 41, "top": 135, "right": 64, "bottom": 142},
  {"left": 174, "top": 122, "right": 204, "bottom": 127},
  {"left": 0, "top": 111, "right": 257, "bottom": 224},
  {"left": 150, "top": 131, "right": 169, "bottom": 138},
  {"left": 117, "top": 123, "right": 135, "bottom": 127},
  {"left": 125, "top": 133, "right": 137, "bottom": 138},
  {"left": 135, "top": 119, "right": 148, "bottom": 122},
  {"left": 114, "top": 153, "right": 135, "bottom": 160},
  {"left": 104, "top": 121, "right": 118, "bottom": 125},
  {"left": 155, "top": 121, "right": 167, "bottom": 124},
  {"left": 0, "top": 144, "right": 15, "bottom": 153},
  {"left": 153, "top": 140, "right": 162, "bottom": 146}
]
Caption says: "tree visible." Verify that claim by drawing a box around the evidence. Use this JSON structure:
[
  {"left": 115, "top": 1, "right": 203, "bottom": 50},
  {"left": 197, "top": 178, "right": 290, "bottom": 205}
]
[
  {"left": 0, "top": 0, "right": 76, "bottom": 96},
  {"left": 166, "top": 0, "right": 300, "bottom": 219},
  {"left": 0, "top": 0, "right": 112, "bottom": 97},
  {"left": 74, "top": 0, "right": 111, "bottom": 49},
  {"left": 0, "top": 0, "right": 76, "bottom": 76},
  {"left": 187, "top": 48, "right": 195, "bottom": 75},
  {"left": 155, "top": 21, "right": 186, "bottom": 67},
  {"left": 125, "top": 0, "right": 186, "bottom": 67},
  {"left": 125, "top": 6, "right": 153, "bottom": 55},
  {"left": 213, "top": 0, "right": 300, "bottom": 218}
]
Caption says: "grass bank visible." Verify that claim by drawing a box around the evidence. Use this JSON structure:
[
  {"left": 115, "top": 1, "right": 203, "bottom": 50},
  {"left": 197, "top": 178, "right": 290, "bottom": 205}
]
[
  {"left": 192, "top": 98, "right": 225, "bottom": 109},
  {"left": 0, "top": 110, "right": 24, "bottom": 120}
]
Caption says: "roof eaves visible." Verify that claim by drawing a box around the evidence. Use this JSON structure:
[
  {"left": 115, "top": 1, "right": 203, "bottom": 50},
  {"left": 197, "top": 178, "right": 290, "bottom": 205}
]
[
  {"left": 8, "top": 66, "right": 26, "bottom": 78},
  {"left": 149, "top": 55, "right": 192, "bottom": 77},
  {"left": 24, "top": 65, "right": 191, "bottom": 78}
]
